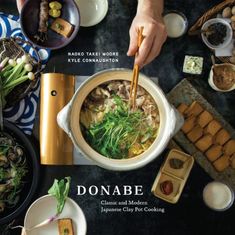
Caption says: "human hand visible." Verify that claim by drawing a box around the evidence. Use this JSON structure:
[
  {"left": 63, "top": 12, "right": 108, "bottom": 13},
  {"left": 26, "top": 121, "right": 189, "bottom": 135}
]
[
  {"left": 127, "top": 2, "right": 167, "bottom": 68},
  {"left": 16, "top": 0, "right": 26, "bottom": 13}
]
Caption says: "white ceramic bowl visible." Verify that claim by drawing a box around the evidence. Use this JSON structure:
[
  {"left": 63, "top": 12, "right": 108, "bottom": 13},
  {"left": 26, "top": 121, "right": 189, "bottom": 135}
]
[
  {"left": 201, "top": 18, "right": 233, "bottom": 50},
  {"left": 24, "top": 195, "right": 87, "bottom": 235},
  {"left": 57, "top": 69, "right": 184, "bottom": 171},
  {"left": 208, "top": 63, "right": 235, "bottom": 92},
  {"left": 75, "top": 0, "right": 108, "bottom": 27},
  {"left": 203, "top": 181, "right": 234, "bottom": 212}
]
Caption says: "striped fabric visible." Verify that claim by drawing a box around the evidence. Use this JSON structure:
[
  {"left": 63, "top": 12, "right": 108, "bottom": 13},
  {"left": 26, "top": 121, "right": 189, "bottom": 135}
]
[{"left": 0, "top": 12, "right": 50, "bottom": 135}]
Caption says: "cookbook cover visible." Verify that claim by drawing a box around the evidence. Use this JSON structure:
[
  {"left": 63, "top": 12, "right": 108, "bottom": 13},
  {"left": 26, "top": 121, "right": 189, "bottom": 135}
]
[{"left": 0, "top": 0, "right": 234, "bottom": 235}]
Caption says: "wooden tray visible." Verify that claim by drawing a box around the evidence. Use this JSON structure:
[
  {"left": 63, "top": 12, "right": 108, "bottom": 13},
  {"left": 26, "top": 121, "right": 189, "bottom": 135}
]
[
  {"left": 151, "top": 149, "right": 194, "bottom": 204},
  {"left": 188, "top": 0, "right": 235, "bottom": 64},
  {"left": 167, "top": 78, "right": 235, "bottom": 190}
]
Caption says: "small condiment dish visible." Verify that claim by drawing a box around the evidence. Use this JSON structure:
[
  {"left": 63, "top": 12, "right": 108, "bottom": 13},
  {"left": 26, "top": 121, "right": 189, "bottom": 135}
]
[
  {"left": 151, "top": 149, "right": 194, "bottom": 204},
  {"left": 203, "top": 181, "right": 234, "bottom": 212},
  {"left": 75, "top": 0, "right": 108, "bottom": 27},
  {"left": 208, "top": 63, "right": 235, "bottom": 92},
  {"left": 201, "top": 18, "right": 233, "bottom": 50},
  {"left": 163, "top": 10, "right": 188, "bottom": 38}
]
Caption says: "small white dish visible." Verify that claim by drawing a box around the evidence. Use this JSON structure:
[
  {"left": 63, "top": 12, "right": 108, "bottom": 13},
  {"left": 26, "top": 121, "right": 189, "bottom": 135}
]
[
  {"left": 75, "top": 0, "right": 108, "bottom": 27},
  {"left": 208, "top": 63, "right": 235, "bottom": 92},
  {"left": 24, "top": 195, "right": 87, "bottom": 235},
  {"left": 201, "top": 18, "right": 233, "bottom": 50},
  {"left": 163, "top": 11, "right": 188, "bottom": 38},
  {"left": 203, "top": 181, "right": 234, "bottom": 211}
]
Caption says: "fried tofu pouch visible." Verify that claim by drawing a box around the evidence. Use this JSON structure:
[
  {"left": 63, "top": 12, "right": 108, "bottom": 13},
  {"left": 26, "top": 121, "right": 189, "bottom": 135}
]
[{"left": 58, "top": 218, "right": 74, "bottom": 235}]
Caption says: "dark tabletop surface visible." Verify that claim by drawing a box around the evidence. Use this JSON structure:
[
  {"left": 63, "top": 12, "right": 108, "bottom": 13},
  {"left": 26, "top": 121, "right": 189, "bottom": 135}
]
[{"left": 0, "top": 0, "right": 235, "bottom": 235}]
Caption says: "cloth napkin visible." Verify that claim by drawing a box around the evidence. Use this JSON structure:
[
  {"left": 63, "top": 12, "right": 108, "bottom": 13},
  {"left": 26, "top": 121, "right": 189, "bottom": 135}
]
[{"left": 0, "top": 12, "right": 50, "bottom": 135}]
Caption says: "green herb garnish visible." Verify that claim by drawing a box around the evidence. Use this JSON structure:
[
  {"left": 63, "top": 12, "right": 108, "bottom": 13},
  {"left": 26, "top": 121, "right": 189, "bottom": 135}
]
[
  {"left": 63, "top": 228, "right": 69, "bottom": 235},
  {"left": 48, "top": 177, "right": 71, "bottom": 215},
  {"left": 55, "top": 23, "right": 63, "bottom": 30},
  {"left": 84, "top": 96, "right": 153, "bottom": 159}
]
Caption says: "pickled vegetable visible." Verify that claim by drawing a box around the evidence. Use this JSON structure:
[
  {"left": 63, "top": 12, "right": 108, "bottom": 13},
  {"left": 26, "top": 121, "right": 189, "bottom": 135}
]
[{"left": 49, "top": 1, "right": 62, "bottom": 10}]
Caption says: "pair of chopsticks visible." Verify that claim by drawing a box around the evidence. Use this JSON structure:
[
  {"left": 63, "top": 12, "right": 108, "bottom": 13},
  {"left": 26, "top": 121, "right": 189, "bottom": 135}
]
[{"left": 129, "top": 26, "right": 144, "bottom": 110}]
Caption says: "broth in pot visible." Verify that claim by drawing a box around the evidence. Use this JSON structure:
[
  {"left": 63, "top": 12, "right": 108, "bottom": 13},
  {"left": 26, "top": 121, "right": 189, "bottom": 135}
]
[{"left": 80, "top": 80, "right": 160, "bottom": 159}]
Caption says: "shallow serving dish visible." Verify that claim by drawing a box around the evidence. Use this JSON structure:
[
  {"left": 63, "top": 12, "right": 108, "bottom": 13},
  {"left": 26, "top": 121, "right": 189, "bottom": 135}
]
[
  {"left": 0, "top": 121, "right": 39, "bottom": 225},
  {"left": 75, "top": 0, "right": 108, "bottom": 27},
  {"left": 57, "top": 69, "right": 184, "bottom": 171},
  {"left": 24, "top": 195, "right": 87, "bottom": 235},
  {"left": 20, "top": 0, "right": 80, "bottom": 49}
]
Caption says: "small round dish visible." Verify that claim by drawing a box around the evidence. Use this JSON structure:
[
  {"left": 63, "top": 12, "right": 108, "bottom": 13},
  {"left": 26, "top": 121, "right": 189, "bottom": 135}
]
[
  {"left": 203, "top": 181, "right": 234, "bottom": 212},
  {"left": 208, "top": 63, "right": 235, "bottom": 92},
  {"left": 20, "top": 0, "right": 80, "bottom": 50},
  {"left": 75, "top": 0, "right": 108, "bottom": 27},
  {"left": 201, "top": 18, "right": 233, "bottom": 50},
  {"left": 163, "top": 10, "right": 188, "bottom": 38},
  {"left": 24, "top": 195, "right": 87, "bottom": 235}
]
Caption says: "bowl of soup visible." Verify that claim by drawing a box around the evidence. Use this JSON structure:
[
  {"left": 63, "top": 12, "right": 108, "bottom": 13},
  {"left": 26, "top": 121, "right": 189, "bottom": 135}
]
[{"left": 57, "top": 69, "right": 183, "bottom": 171}]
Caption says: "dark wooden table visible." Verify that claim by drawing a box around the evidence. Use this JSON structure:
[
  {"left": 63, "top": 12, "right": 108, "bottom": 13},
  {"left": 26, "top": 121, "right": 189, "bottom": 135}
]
[{"left": 0, "top": 0, "right": 234, "bottom": 235}]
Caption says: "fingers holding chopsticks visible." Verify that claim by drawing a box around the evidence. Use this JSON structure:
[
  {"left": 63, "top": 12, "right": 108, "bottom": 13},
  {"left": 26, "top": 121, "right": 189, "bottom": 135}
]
[
  {"left": 127, "top": 13, "right": 167, "bottom": 68},
  {"left": 136, "top": 22, "right": 166, "bottom": 68}
]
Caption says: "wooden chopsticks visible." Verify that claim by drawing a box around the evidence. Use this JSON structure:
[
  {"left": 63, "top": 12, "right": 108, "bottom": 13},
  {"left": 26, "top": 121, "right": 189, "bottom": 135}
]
[{"left": 129, "top": 26, "right": 144, "bottom": 110}]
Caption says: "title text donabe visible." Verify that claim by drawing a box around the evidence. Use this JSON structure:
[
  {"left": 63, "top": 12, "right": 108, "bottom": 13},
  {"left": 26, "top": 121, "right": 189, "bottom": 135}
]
[{"left": 77, "top": 185, "right": 143, "bottom": 196}]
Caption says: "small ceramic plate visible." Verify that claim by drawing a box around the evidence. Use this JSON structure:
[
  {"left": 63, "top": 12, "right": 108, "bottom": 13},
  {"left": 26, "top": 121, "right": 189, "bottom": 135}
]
[
  {"left": 24, "top": 195, "right": 87, "bottom": 235},
  {"left": 75, "top": 0, "right": 108, "bottom": 27},
  {"left": 20, "top": 0, "right": 80, "bottom": 50}
]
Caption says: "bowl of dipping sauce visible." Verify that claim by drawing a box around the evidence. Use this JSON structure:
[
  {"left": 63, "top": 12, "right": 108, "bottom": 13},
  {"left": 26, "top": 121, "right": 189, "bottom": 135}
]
[
  {"left": 208, "top": 63, "right": 235, "bottom": 92},
  {"left": 203, "top": 181, "right": 234, "bottom": 211},
  {"left": 163, "top": 11, "right": 188, "bottom": 38}
]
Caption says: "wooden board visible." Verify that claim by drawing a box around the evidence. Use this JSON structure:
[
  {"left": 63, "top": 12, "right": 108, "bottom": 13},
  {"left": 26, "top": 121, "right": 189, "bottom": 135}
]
[{"left": 167, "top": 78, "right": 235, "bottom": 190}]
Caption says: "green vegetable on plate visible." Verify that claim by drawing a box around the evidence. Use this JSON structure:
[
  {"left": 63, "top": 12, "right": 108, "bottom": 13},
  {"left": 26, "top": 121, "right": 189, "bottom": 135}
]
[
  {"left": 0, "top": 54, "right": 35, "bottom": 107},
  {"left": 48, "top": 176, "right": 71, "bottom": 215}
]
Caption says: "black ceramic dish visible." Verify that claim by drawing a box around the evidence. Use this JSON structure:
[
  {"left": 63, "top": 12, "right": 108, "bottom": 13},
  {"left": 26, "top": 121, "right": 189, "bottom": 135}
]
[
  {"left": 20, "top": 0, "right": 80, "bottom": 50},
  {"left": 0, "top": 121, "right": 40, "bottom": 225}
]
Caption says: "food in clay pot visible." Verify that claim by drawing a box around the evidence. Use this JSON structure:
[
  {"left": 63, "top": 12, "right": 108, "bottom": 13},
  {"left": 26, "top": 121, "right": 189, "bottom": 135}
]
[{"left": 80, "top": 80, "right": 160, "bottom": 159}]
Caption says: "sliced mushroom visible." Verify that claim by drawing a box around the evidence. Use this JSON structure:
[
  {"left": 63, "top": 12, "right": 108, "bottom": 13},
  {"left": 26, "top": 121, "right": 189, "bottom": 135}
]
[
  {"left": 107, "top": 81, "right": 122, "bottom": 92},
  {"left": 0, "top": 155, "right": 8, "bottom": 166},
  {"left": 117, "top": 84, "right": 130, "bottom": 99},
  {"left": 90, "top": 87, "right": 110, "bottom": 100},
  {"left": 136, "top": 96, "right": 146, "bottom": 107},
  {"left": 14, "top": 146, "right": 24, "bottom": 157},
  {"left": 136, "top": 86, "right": 145, "bottom": 96},
  {"left": 145, "top": 115, "right": 159, "bottom": 129},
  {"left": 0, "top": 184, "right": 7, "bottom": 193}
]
